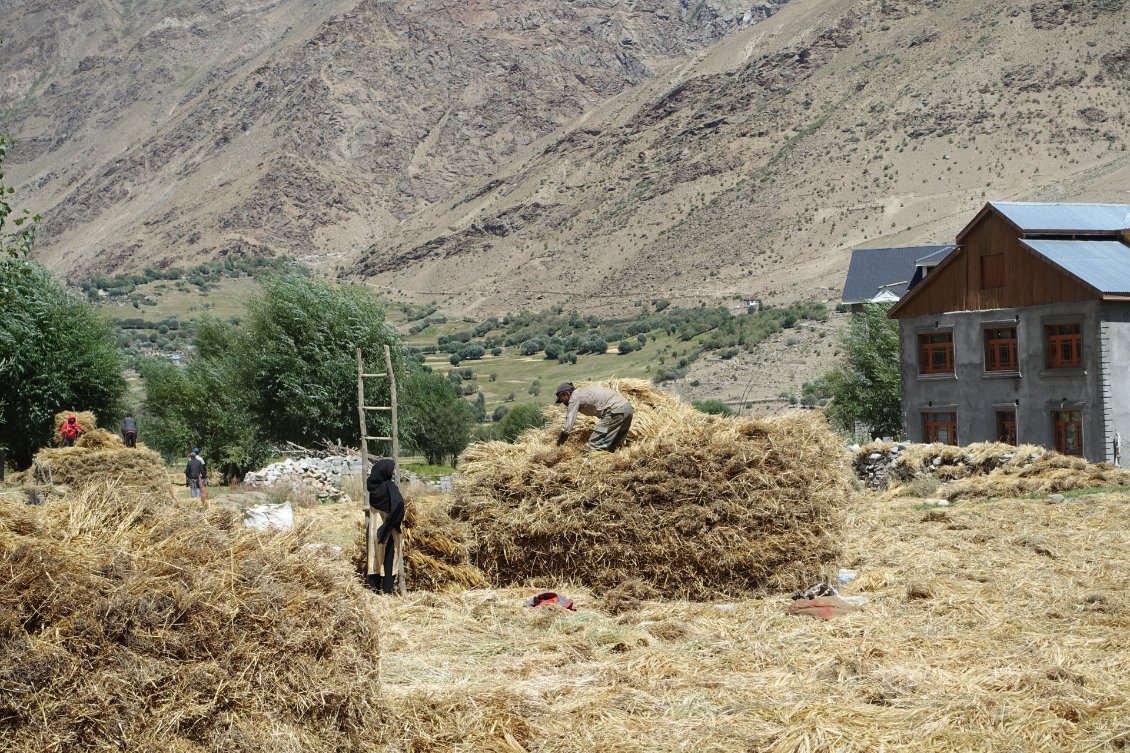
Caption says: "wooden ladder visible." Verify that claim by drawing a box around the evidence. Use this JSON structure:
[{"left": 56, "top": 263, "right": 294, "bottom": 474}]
[{"left": 356, "top": 345, "right": 406, "bottom": 595}]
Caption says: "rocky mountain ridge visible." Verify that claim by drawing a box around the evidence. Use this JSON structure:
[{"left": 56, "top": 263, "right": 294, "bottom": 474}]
[{"left": 2, "top": 0, "right": 783, "bottom": 277}]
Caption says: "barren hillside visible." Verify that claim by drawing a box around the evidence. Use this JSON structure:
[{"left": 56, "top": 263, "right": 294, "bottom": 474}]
[
  {"left": 355, "top": 0, "right": 1130, "bottom": 313},
  {"left": 1, "top": 0, "right": 781, "bottom": 276}
]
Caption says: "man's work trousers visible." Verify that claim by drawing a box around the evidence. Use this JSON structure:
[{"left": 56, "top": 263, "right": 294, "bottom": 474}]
[{"left": 587, "top": 404, "right": 634, "bottom": 452}]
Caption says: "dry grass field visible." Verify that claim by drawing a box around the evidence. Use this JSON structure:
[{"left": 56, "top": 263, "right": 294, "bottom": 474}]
[{"left": 291, "top": 490, "right": 1130, "bottom": 752}]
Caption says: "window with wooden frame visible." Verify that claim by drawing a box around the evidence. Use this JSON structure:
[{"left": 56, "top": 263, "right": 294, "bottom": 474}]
[
  {"left": 923, "top": 411, "right": 957, "bottom": 445},
  {"left": 1052, "top": 410, "right": 1083, "bottom": 456},
  {"left": 1045, "top": 322, "right": 1082, "bottom": 369},
  {"left": 995, "top": 410, "right": 1017, "bottom": 445},
  {"left": 918, "top": 331, "right": 954, "bottom": 374},
  {"left": 980, "top": 253, "right": 1004, "bottom": 289},
  {"left": 984, "top": 326, "right": 1018, "bottom": 372}
]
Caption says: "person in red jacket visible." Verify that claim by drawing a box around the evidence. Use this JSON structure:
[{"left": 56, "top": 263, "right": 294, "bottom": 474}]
[{"left": 60, "top": 415, "right": 85, "bottom": 447}]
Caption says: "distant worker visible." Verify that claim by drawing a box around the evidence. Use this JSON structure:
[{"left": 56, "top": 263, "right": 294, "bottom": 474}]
[
  {"left": 121, "top": 416, "right": 138, "bottom": 448},
  {"left": 185, "top": 450, "right": 205, "bottom": 498},
  {"left": 193, "top": 447, "right": 208, "bottom": 488},
  {"left": 60, "top": 414, "right": 85, "bottom": 447},
  {"left": 555, "top": 382, "right": 634, "bottom": 452}
]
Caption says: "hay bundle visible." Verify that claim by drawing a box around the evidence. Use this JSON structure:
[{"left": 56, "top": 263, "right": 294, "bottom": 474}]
[
  {"left": 404, "top": 497, "right": 488, "bottom": 591},
  {"left": 75, "top": 427, "right": 125, "bottom": 450},
  {"left": 51, "top": 409, "right": 97, "bottom": 445},
  {"left": 0, "top": 483, "right": 384, "bottom": 752},
  {"left": 452, "top": 381, "right": 851, "bottom": 600},
  {"left": 33, "top": 445, "right": 171, "bottom": 496}
]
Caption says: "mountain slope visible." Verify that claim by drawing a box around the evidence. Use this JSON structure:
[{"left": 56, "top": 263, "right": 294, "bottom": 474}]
[
  {"left": 354, "top": 0, "right": 1130, "bottom": 313},
  {"left": 1, "top": 0, "right": 781, "bottom": 276}
]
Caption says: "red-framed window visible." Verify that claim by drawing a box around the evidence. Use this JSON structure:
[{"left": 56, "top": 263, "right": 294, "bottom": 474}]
[
  {"left": 923, "top": 411, "right": 957, "bottom": 445},
  {"left": 918, "top": 332, "right": 954, "bottom": 374},
  {"left": 1052, "top": 410, "right": 1083, "bottom": 456},
  {"left": 1045, "top": 323, "right": 1082, "bottom": 369},
  {"left": 984, "top": 327, "right": 1018, "bottom": 372},
  {"left": 995, "top": 410, "right": 1017, "bottom": 445}
]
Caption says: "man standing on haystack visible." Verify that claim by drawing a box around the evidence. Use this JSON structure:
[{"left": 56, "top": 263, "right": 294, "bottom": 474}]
[
  {"left": 555, "top": 382, "right": 634, "bottom": 452},
  {"left": 120, "top": 416, "right": 138, "bottom": 448}
]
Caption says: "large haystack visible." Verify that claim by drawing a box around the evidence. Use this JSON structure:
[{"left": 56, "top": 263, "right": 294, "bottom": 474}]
[
  {"left": 451, "top": 380, "right": 852, "bottom": 600},
  {"left": 33, "top": 443, "right": 170, "bottom": 496},
  {"left": 0, "top": 483, "right": 384, "bottom": 752}
]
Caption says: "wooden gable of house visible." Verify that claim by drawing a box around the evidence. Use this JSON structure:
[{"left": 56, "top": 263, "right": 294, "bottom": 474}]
[{"left": 890, "top": 208, "right": 1099, "bottom": 318}]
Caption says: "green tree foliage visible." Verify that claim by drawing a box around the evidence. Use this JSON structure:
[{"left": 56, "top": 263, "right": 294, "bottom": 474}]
[
  {"left": 1, "top": 133, "right": 42, "bottom": 302},
  {"left": 399, "top": 370, "right": 474, "bottom": 465},
  {"left": 240, "top": 275, "right": 405, "bottom": 446},
  {"left": 0, "top": 263, "right": 127, "bottom": 466},
  {"left": 691, "top": 399, "right": 734, "bottom": 416},
  {"left": 138, "top": 277, "right": 416, "bottom": 475},
  {"left": 823, "top": 303, "right": 903, "bottom": 438},
  {"left": 138, "top": 341, "right": 270, "bottom": 482},
  {"left": 499, "top": 403, "right": 548, "bottom": 442}
]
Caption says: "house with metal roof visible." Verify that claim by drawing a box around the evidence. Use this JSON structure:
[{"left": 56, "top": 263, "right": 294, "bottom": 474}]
[
  {"left": 888, "top": 202, "right": 1130, "bottom": 464},
  {"left": 841, "top": 245, "right": 954, "bottom": 311}
]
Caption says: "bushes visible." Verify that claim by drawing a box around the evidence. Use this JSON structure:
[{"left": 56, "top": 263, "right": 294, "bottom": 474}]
[
  {"left": 498, "top": 404, "right": 548, "bottom": 442},
  {"left": 0, "top": 263, "right": 128, "bottom": 467}
]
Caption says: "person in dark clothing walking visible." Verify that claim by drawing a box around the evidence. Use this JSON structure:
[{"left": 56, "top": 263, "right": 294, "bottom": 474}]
[
  {"left": 121, "top": 416, "right": 138, "bottom": 448},
  {"left": 185, "top": 450, "right": 205, "bottom": 498},
  {"left": 366, "top": 458, "right": 405, "bottom": 594}
]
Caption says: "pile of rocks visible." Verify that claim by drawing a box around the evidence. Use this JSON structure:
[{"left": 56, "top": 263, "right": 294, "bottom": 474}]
[
  {"left": 244, "top": 456, "right": 362, "bottom": 504},
  {"left": 852, "top": 442, "right": 1047, "bottom": 490},
  {"left": 851, "top": 441, "right": 912, "bottom": 490}
]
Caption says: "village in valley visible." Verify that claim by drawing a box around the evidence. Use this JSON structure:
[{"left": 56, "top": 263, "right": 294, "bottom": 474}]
[{"left": 1, "top": 0, "right": 1129, "bottom": 751}]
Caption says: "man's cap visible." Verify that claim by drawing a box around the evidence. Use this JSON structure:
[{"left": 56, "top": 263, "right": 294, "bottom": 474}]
[
  {"left": 193, "top": 447, "right": 200, "bottom": 453},
  {"left": 555, "top": 382, "right": 574, "bottom": 396}
]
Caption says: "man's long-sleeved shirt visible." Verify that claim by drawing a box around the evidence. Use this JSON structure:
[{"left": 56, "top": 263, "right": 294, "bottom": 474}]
[{"left": 563, "top": 385, "right": 631, "bottom": 433}]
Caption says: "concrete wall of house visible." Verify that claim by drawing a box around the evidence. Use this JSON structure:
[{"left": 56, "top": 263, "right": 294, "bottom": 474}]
[
  {"left": 898, "top": 299, "right": 1112, "bottom": 462},
  {"left": 1100, "top": 301, "right": 1130, "bottom": 467}
]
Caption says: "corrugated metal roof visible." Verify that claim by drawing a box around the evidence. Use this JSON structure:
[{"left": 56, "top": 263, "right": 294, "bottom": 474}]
[
  {"left": 842, "top": 245, "right": 951, "bottom": 303},
  {"left": 993, "top": 202, "right": 1130, "bottom": 233},
  {"left": 915, "top": 244, "right": 956, "bottom": 267},
  {"left": 1021, "top": 239, "right": 1130, "bottom": 294}
]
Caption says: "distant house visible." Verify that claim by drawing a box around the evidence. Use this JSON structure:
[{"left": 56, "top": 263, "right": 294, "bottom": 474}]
[
  {"left": 889, "top": 201, "right": 1130, "bottom": 465},
  {"left": 741, "top": 294, "right": 762, "bottom": 310},
  {"left": 841, "top": 245, "right": 955, "bottom": 311}
]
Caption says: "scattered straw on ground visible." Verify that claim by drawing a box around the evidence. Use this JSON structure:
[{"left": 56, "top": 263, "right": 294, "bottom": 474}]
[
  {"left": 451, "top": 379, "right": 852, "bottom": 599},
  {"left": 370, "top": 492, "right": 1130, "bottom": 752},
  {"left": 0, "top": 483, "right": 385, "bottom": 752},
  {"left": 51, "top": 410, "right": 97, "bottom": 446}
]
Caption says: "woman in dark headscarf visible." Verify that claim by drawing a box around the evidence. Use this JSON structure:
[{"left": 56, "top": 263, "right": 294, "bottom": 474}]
[{"left": 365, "top": 458, "right": 405, "bottom": 593}]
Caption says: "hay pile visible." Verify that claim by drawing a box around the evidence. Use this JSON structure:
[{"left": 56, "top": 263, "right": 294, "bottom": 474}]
[
  {"left": 857, "top": 441, "right": 1130, "bottom": 500},
  {"left": 403, "top": 496, "right": 487, "bottom": 591},
  {"left": 33, "top": 444, "right": 171, "bottom": 496},
  {"left": 0, "top": 483, "right": 385, "bottom": 752},
  {"left": 451, "top": 379, "right": 852, "bottom": 600},
  {"left": 51, "top": 409, "right": 97, "bottom": 445}
]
